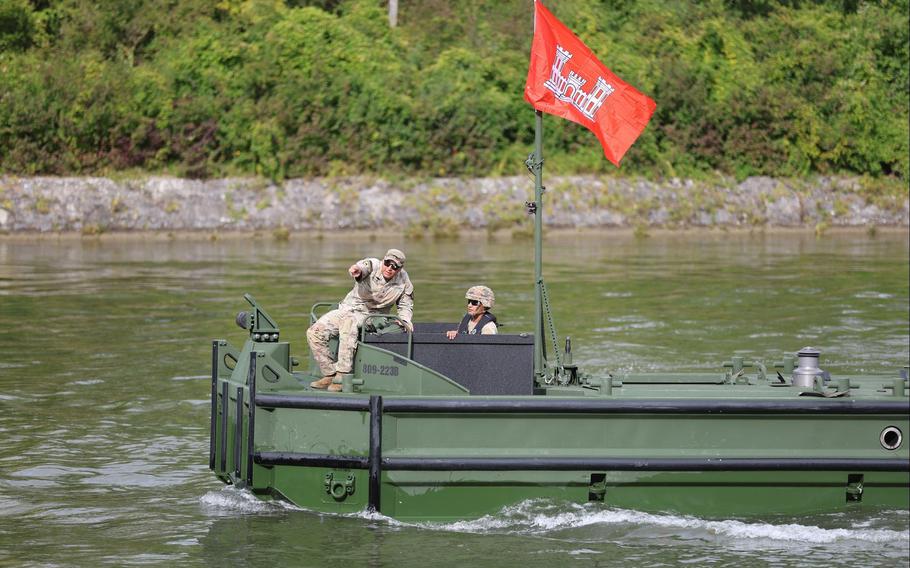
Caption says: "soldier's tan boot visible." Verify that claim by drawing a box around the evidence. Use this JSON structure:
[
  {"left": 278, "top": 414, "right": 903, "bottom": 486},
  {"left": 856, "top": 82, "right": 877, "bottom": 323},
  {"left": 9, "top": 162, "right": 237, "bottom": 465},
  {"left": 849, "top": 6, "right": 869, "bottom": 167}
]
[
  {"left": 328, "top": 373, "right": 351, "bottom": 393},
  {"left": 309, "top": 374, "right": 335, "bottom": 389}
]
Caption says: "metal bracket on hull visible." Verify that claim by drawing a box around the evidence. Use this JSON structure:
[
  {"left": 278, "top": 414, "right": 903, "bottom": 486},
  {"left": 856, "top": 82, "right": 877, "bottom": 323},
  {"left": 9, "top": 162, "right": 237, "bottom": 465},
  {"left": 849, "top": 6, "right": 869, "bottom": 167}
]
[
  {"left": 846, "top": 474, "right": 864, "bottom": 502},
  {"left": 236, "top": 294, "right": 280, "bottom": 343},
  {"left": 723, "top": 357, "right": 766, "bottom": 384},
  {"left": 324, "top": 472, "right": 356, "bottom": 501},
  {"left": 588, "top": 474, "right": 606, "bottom": 502}
]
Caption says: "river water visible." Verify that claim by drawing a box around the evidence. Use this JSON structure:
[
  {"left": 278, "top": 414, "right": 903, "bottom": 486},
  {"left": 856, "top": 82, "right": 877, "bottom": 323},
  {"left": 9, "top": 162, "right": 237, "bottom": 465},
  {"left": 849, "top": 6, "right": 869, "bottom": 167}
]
[{"left": 0, "top": 230, "right": 908, "bottom": 567}]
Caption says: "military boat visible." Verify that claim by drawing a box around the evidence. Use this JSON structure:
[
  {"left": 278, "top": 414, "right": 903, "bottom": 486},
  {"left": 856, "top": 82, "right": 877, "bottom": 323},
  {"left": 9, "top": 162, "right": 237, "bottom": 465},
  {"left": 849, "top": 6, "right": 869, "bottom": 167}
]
[{"left": 208, "top": 293, "right": 909, "bottom": 521}]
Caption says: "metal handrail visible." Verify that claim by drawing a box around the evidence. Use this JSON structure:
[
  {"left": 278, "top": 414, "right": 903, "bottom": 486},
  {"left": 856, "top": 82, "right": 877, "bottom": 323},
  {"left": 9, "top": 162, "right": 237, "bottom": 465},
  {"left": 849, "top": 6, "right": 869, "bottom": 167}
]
[
  {"left": 309, "top": 302, "right": 337, "bottom": 324},
  {"left": 360, "top": 314, "right": 413, "bottom": 359}
]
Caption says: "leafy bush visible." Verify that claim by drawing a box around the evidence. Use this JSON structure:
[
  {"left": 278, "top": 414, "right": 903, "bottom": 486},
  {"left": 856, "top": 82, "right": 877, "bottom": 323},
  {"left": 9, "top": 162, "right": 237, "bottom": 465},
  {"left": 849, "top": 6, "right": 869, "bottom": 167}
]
[
  {"left": 0, "top": 0, "right": 36, "bottom": 52},
  {"left": 0, "top": 0, "right": 906, "bottom": 183}
]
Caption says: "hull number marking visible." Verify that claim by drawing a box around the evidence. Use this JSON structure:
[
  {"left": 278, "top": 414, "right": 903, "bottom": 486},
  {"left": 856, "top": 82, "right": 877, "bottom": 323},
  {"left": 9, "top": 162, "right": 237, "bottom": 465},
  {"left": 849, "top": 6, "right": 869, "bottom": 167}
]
[{"left": 362, "top": 364, "right": 399, "bottom": 376}]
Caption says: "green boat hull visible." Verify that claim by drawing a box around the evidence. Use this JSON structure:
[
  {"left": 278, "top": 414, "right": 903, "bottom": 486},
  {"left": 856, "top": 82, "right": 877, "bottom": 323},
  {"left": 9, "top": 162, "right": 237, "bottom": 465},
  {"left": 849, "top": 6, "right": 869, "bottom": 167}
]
[{"left": 209, "top": 301, "right": 909, "bottom": 521}]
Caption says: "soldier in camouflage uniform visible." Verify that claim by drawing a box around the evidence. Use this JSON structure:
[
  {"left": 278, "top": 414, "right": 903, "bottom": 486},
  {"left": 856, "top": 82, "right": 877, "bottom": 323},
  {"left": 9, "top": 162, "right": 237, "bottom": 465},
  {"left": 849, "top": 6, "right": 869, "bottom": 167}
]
[
  {"left": 446, "top": 285, "right": 497, "bottom": 339},
  {"left": 307, "top": 249, "right": 414, "bottom": 391}
]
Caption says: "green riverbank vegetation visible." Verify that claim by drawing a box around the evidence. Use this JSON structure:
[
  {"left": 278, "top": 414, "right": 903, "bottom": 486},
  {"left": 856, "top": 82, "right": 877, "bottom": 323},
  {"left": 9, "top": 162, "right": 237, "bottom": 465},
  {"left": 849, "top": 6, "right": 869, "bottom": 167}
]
[{"left": 1, "top": 0, "right": 908, "bottom": 192}]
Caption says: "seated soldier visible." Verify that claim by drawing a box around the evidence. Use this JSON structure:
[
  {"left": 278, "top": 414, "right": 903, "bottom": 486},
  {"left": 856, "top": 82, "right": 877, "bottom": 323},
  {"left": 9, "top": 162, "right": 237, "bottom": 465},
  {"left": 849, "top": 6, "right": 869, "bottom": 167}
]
[
  {"left": 446, "top": 286, "right": 497, "bottom": 339},
  {"left": 307, "top": 249, "right": 414, "bottom": 391}
]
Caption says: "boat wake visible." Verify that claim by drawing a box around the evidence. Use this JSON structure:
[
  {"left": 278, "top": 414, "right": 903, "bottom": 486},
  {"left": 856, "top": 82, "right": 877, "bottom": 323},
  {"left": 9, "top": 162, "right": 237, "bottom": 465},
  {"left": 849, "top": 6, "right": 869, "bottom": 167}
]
[
  {"left": 403, "top": 500, "right": 910, "bottom": 547},
  {"left": 200, "top": 487, "right": 908, "bottom": 551},
  {"left": 198, "top": 485, "right": 299, "bottom": 515}
]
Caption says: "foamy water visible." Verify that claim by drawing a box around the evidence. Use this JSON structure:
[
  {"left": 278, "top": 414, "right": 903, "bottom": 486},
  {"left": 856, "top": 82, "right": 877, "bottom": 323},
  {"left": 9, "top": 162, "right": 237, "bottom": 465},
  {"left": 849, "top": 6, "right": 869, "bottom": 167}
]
[
  {"left": 199, "top": 486, "right": 300, "bottom": 515},
  {"left": 202, "top": 487, "right": 908, "bottom": 551},
  {"left": 412, "top": 500, "right": 910, "bottom": 548}
]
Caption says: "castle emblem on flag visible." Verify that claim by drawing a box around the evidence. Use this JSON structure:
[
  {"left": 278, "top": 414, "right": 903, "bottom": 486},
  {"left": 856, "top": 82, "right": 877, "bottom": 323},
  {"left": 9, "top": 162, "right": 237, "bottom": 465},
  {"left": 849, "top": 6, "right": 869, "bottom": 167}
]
[{"left": 543, "top": 45, "right": 615, "bottom": 121}]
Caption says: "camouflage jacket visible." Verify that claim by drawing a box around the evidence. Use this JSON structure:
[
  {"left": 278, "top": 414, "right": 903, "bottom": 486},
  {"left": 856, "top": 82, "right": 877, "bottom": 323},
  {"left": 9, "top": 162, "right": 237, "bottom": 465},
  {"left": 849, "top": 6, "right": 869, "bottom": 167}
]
[{"left": 339, "top": 258, "right": 414, "bottom": 324}]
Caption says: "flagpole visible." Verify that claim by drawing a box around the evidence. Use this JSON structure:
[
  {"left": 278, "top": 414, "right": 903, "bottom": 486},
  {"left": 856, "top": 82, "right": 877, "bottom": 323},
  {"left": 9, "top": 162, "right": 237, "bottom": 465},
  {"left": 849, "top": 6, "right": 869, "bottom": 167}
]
[
  {"left": 531, "top": 0, "right": 545, "bottom": 383},
  {"left": 533, "top": 108, "right": 545, "bottom": 383}
]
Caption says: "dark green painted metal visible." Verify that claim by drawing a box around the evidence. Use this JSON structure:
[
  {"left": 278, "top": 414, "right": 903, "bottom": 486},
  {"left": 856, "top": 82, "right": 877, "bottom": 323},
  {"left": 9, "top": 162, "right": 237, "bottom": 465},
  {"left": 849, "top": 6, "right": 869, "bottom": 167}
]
[
  {"left": 256, "top": 394, "right": 370, "bottom": 411},
  {"left": 256, "top": 451, "right": 369, "bottom": 469},
  {"left": 376, "top": 470, "right": 909, "bottom": 520},
  {"left": 246, "top": 353, "right": 257, "bottom": 485},
  {"left": 368, "top": 395, "right": 383, "bottom": 512},
  {"left": 219, "top": 381, "right": 228, "bottom": 474},
  {"left": 241, "top": 293, "right": 280, "bottom": 338},
  {"left": 532, "top": 109, "right": 544, "bottom": 382},
  {"left": 379, "top": 457, "right": 908, "bottom": 471},
  {"left": 378, "top": 397, "right": 908, "bottom": 414},
  {"left": 233, "top": 386, "right": 242, "bottom": 478},
  {"left": 211, "top": 296, "right": 910, "bottom": 521},
  {"left": 209, "top": 340, "right": 218, "bottom": 470},
  {"left": 360, "top": 315, "right": 413, "bottom": 358},
  {"left": 351, "top": 343, "right": 469, "bottom": 395}
]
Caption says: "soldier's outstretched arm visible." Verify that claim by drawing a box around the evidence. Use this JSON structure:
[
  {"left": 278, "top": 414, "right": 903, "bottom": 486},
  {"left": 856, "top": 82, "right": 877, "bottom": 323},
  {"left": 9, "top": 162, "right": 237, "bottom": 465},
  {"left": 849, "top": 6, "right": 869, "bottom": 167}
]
[{"left": 349, "top": 259, "right": 373, "bottom": 280}]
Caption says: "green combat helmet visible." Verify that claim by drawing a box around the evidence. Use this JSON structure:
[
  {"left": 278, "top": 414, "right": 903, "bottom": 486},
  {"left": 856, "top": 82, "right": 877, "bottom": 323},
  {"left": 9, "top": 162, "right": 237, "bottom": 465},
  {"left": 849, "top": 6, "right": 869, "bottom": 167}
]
[{"left": 466, "top": 285, "right": 495, "bottom": 309}]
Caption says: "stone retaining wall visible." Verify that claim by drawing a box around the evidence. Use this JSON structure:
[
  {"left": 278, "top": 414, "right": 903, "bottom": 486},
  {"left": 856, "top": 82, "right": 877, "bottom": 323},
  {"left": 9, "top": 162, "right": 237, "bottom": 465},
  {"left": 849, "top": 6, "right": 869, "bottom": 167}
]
[{"left": 0, "top": 175, "right": 906, "bottom": 234}]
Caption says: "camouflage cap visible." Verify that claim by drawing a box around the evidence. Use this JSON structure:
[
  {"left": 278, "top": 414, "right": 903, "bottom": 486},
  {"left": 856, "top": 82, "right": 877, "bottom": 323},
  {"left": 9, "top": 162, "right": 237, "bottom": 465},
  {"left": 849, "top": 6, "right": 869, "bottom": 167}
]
[
  {"left": 465, "top": 285, "right": 495, "bottom": 309},
  {"left": 383, "top": 248, "right": 406, "bottom": 266}
]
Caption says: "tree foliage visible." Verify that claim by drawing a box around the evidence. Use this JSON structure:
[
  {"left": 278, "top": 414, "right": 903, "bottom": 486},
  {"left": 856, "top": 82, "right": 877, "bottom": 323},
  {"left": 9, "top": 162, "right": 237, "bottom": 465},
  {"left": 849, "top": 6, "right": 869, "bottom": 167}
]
[{"left": 0, "top": 0, "right": 907, "bottom": 180}]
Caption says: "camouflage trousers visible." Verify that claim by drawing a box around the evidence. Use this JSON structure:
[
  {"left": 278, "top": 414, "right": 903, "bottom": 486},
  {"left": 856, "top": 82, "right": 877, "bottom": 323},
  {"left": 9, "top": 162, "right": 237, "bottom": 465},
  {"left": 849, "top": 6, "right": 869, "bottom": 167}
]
[{"left": 306, "top": 308, "right": 368, "bottom": 376}]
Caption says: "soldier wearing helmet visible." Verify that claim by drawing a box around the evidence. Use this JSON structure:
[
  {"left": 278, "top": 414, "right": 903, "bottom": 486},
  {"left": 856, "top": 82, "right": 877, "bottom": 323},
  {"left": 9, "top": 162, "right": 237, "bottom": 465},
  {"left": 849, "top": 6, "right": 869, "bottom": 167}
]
[
  {"left": 308, "top": 248, "right": 414, "bottom": 391},
  {"left": 446, "top": 285, "right": 497, "bottom": 339}
]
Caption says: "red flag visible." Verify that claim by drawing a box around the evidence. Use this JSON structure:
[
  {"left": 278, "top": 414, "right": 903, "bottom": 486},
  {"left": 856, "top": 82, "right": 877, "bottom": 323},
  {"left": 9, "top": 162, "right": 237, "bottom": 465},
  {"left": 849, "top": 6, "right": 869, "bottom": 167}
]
[{"left": 524, "top": 1, "right": 656, "bottom": 166}]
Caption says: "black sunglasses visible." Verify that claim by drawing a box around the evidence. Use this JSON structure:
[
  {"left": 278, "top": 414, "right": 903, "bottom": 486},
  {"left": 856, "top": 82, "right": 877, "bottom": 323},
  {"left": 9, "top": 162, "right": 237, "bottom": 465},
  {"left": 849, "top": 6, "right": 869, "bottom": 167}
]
[
  {"left": 467, "top": 299, "right": 481, "bottom": 306},
  {"left": 383, "top": 259, "right": 402, "bottom": 270}
]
